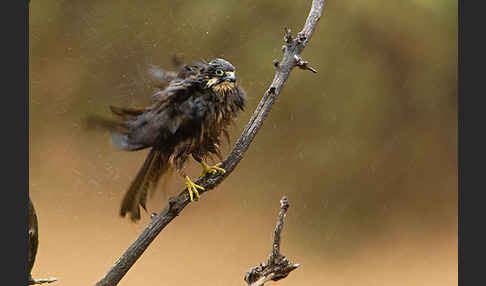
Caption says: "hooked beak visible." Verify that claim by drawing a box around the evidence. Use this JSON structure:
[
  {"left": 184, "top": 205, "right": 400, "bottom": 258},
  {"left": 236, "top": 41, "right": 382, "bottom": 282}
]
[{"left": 224, "top": 71, "right": 236, "bottom": 82}]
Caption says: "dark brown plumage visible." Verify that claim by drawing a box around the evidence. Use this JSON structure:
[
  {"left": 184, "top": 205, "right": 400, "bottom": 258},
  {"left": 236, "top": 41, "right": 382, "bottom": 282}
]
[{"left": 110, "top": 59, "right": 246, "bottom": 221}]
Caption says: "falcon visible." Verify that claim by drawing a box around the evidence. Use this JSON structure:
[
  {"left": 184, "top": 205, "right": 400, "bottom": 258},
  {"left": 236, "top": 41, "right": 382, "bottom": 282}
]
[{"left": 109, "top": 58, "right": 246, "bottom": 221}]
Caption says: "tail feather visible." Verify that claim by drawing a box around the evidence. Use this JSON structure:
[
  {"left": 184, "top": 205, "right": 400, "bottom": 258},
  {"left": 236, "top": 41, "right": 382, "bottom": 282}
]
[
  {"left": 138, "top": 150, "right": 169, "bottom": 211},
  {"left": 120, "top": 149, "right": 169, "bottom": 221}
]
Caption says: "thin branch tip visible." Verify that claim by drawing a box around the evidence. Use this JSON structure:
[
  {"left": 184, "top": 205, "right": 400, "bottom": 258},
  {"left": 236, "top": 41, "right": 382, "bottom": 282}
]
[
  {"left": 29, "top": 277, "right": 58, "bottom": 285},
  {"left": 294, "top": 55, "right": 318, "bottom": 73}
]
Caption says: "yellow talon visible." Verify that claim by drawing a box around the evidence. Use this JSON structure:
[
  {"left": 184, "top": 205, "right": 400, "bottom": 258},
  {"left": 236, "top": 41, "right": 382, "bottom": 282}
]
[
  {"left": 200, "top": 162, "right": 226, "bottom": 178},
  {"left": 185, "top": 176, "right": 205, "bottom": 201}
]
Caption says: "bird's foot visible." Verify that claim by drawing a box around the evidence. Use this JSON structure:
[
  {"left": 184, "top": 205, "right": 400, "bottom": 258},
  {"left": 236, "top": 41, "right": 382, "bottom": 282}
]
[
  {"left": 185, "top": 176, "right": 204, "bottom": 201},
  {"left": 200, "top": 162, "right": 226, "bottom": 178}
]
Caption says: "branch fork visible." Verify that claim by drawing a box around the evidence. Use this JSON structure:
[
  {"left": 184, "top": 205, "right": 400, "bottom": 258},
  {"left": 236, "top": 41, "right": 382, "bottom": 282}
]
[
  {"left": 281, "top": 28, "right": 318, "bottom": 73},
  {"left": 244, "top": 196, "right": 300, "bottom": 286}
]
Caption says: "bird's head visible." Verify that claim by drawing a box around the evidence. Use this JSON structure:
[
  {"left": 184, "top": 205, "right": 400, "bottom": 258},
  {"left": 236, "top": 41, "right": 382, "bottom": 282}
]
[{"left": 203, "top": 58, "right": 238, "bottom": 96}]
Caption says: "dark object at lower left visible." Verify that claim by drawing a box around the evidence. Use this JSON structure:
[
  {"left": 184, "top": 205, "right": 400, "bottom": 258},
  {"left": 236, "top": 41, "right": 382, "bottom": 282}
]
[{"left": 28, "top": 197, "right": 39, "bottom": 283}]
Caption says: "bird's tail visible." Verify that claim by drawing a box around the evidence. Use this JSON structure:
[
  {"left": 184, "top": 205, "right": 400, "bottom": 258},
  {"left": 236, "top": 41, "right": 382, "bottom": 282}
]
[{"left": 120, "top": 148, "right": 171, "bottom": 222}]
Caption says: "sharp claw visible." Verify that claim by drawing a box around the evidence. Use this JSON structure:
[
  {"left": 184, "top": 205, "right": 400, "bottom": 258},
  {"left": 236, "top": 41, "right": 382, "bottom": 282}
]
[
  {"left": 200, "top": 162, "right": 226, "bottom": 177},
  {"left": 192, "top": 188, "right": 199, "bottom": 201},
  {"left": 185, "top": 176, "right": 205, "bottom": 202},
  {"left": 214, "top": 166, "right": 226, "bottom": 174},
  {"left": 187, "top": 184, "right": 194, "bottom": 201}
]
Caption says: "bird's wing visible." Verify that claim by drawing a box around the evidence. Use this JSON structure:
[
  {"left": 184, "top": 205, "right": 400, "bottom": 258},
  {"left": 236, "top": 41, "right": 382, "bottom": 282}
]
[
  {"left": 151, "top": 69, "right": 200, "bottom": 102},
  {"left": 113, "top": 76, "right": 208, "bottom": 151}
]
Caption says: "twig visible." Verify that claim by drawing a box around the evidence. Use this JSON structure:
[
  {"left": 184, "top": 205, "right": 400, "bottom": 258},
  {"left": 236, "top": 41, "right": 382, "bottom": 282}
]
[
  {"left": 95, "top": 1, "right": 325, "bottom": 285},
  {"left": 244, "top": 196, "right": 300, "bottom": 286},
  {"left": 29, "top": 277, "right": 58, "bottom": 285}
]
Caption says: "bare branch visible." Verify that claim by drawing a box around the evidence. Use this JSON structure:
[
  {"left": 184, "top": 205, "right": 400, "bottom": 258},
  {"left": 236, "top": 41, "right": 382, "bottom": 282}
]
[
  {"left": 271, "top": 196, "right": 289, "bottom": 262},
  {"left": 29, "top": 277, "right": 58, "bottom": 285},
  {"left": 244, "top": 196, "right": 299, "bottom": 286},
  {"left": 95, "top": 1, "right": 325, "bottom": 285}
]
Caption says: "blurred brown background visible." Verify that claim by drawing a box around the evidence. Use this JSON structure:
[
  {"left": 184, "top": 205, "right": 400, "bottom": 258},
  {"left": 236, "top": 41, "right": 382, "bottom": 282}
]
[{"left": 29, "top": 0, "right": 457, "bottom": 285}]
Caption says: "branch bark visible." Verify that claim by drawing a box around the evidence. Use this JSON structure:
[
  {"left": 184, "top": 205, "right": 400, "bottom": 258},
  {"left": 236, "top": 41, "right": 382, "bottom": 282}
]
[
  {"left": 29, "top": 278, "right": 58, "bottom": 285},
  {"left": 244, "top": 196, "right": 299, "bottom": 286},
  {"left": 95, "top": 1, "right": 325, "bottom": 285}
]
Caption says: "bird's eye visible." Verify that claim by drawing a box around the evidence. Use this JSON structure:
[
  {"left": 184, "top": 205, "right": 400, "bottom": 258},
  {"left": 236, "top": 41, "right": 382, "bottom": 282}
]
[{"left": 215, "top": 69, "right": 224, "bottom": 76}]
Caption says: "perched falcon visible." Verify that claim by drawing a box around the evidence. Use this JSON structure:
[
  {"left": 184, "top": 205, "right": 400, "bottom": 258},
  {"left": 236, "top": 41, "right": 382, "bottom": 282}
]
[{"left": 109, "top": 58, "right": 246, "bottom": 221}]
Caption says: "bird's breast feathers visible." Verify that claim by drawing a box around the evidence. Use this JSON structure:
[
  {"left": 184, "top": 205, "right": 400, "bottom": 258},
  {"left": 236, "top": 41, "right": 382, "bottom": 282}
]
[{"left": 207, "top": 80, "right": 237, "bottom": 97}]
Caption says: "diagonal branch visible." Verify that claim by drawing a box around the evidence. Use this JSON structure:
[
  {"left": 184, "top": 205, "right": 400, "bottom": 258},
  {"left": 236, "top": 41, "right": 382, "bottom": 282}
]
[
  {"left": 244, "top": 196, "right": 300, "bottom": 286},
  {"left": 95, "top": 1, "right": 325, "bottom": 285}
]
